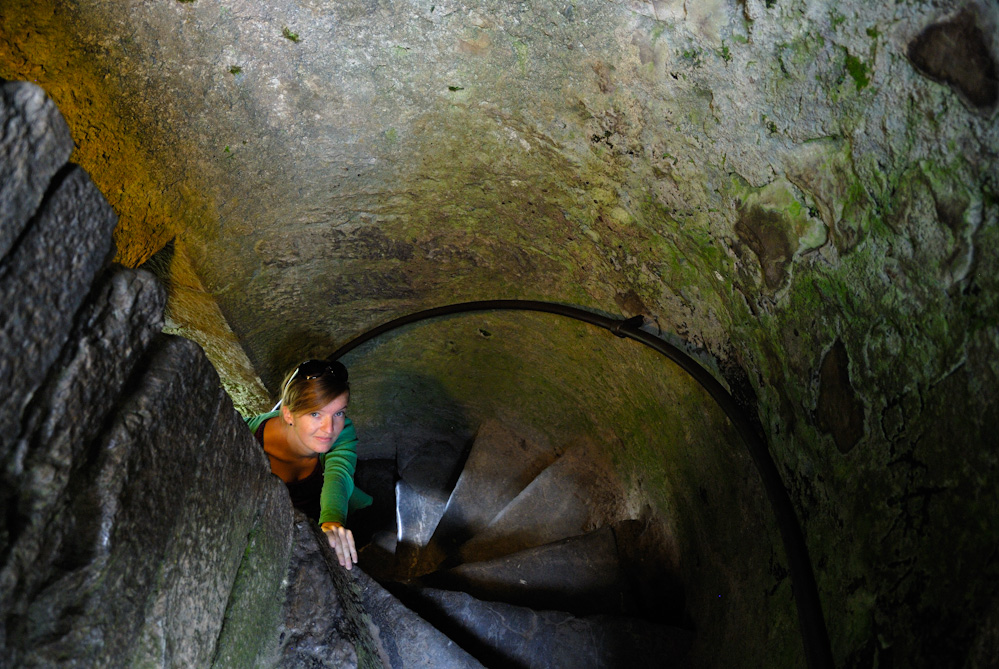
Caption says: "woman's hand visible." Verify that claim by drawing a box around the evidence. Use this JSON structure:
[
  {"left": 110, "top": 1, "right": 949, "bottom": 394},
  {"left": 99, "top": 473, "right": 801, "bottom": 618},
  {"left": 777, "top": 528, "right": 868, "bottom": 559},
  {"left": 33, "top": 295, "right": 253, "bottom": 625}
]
[{"left": 321, "top": 522, "right": 358, "bottom": 570}]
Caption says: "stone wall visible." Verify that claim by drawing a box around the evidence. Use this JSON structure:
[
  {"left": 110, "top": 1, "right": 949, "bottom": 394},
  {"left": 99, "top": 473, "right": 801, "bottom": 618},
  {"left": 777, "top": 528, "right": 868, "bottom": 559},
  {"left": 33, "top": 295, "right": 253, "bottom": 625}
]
[{"left": 0, "top": 80, "right": 293, "bottom": 667}]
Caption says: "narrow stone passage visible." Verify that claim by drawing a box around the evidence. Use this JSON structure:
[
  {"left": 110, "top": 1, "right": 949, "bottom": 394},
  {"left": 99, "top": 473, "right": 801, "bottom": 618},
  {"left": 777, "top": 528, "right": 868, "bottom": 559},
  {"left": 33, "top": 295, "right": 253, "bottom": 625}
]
[{"left": 6, "top": 0, "right": 999, "bottom": 658}]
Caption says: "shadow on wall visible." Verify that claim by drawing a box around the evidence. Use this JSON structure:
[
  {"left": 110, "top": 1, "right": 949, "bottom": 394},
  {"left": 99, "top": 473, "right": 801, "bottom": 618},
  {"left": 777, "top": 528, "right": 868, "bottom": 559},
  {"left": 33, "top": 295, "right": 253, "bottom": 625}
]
[{"left": 354, "top": 366, "right": 477, "bottom": 464}]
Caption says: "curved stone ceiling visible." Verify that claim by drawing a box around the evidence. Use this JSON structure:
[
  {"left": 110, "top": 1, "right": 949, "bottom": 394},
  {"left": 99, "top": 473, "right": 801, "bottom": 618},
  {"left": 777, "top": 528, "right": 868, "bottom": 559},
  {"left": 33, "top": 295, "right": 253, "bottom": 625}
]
[{"left": 3, "top": 0, "right": 998, "bottom": 665}]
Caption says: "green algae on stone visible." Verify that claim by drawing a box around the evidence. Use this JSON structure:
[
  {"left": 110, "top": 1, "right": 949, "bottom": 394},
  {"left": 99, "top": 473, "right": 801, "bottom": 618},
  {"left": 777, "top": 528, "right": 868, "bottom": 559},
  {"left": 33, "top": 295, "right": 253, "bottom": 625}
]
[
  {"left": 784, "top": 138, "right": 874, "bottom": 254},
  {"left": 733, "top": 186, "right": 999, "bottom": 658},
  {"left": 7, "top": 0, "right": 999, "bottom": 665},
  {"left": 775, "top": 32, "right": 827, "bottom": 82},
  {"left": 726, "top": 174, "right": 827, "bottom": 292},
  {"left": 844, "top": 52, "right": 870, "bottom": 91},
  {"left": 511, "top": 38, "right": 529, "bottom": 75},
  {"left": 884, "top": 158, "right": 983, "bottom": 292}
]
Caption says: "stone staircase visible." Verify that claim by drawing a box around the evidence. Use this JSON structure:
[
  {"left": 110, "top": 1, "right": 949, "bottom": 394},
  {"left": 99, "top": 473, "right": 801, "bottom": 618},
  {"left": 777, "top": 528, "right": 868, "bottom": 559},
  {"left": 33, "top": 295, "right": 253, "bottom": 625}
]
[{"left": 346, "top": 420, "right": 693, "bottom": 669}]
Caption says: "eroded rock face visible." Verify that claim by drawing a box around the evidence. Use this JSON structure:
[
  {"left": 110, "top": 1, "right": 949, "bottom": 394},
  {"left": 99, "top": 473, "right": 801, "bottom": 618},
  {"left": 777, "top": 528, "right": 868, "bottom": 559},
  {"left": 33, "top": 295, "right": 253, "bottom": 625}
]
[
  {"left": 0, "top": 162, "right": 117, "bottom": 447},
  {"left": 278, "top": 515, "right": 359, "bottom": 669},
  {"left": 735, "top": 204, "right": 797, "bottom": 292}
]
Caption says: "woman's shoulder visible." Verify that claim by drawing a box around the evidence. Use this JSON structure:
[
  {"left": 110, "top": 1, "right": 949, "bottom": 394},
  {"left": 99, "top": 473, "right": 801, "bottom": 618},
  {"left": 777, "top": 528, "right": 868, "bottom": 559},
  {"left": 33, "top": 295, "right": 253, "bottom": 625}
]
[{"left": 245, "top": 409, "right": 281, "bottom": 433}]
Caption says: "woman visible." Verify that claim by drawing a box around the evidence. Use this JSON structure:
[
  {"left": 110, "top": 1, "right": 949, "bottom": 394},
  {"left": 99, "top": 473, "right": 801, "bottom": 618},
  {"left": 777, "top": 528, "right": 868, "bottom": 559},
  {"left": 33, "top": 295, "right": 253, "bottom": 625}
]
[{"left": 246, "top": 359, "right": 372, "bottom": 570}]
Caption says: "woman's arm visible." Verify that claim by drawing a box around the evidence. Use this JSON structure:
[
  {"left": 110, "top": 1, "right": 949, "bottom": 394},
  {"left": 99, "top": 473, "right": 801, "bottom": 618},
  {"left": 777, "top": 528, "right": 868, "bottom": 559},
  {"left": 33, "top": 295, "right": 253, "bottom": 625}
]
[
  {"left": 318, "top": 418, "right": 359, "bottom": 568},
  {"left": 318, "top": 418, "right": 358, "bottom": 526}
]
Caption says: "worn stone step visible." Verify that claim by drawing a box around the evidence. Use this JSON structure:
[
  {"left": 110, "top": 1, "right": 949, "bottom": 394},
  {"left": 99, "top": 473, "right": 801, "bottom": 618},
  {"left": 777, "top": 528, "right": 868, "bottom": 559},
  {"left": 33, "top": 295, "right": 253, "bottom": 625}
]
[
  {"left": 351, "top": 565, "right": 484, "bottom": 669},
  {"left": 458, "top": 438, "right": 631, "bottom": 564},
  {"left": 396, "top": 434, "right": 467, "bottom": 504},
  {"left": 395, "top": 438, "right": 465, "bottom": 544},
  {"left": 357, "top": 530, "right": 400, "bottom": 583},
  {"left": 352, "top": 457, "right": 397, "bottom": 547},
  {"left": 394, "top": 436, "right": 469, "bottom": 577},
  {"left": 426, "top": 526, "right": 635, "bottom": 616},
  {"left": 395, "top": 585, "right": 694, "bottom": 669},
  {"left": 418, "top": 420, "right": 558, "bottom": 574},
  {"left": 394, "top": 478, "right": 450, "bottom": 578}
]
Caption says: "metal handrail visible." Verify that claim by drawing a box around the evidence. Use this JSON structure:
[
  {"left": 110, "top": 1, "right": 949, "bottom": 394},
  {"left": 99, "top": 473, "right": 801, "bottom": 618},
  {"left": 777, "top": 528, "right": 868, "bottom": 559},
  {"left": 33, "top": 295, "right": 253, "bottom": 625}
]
[{"left": 328, "top": 299, "right": 833, "bottom": 669}]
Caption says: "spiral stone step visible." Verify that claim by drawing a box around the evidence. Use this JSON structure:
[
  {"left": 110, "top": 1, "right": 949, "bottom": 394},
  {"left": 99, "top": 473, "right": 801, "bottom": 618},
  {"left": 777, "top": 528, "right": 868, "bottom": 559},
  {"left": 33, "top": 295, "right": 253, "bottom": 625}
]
[
  {"left": 418, "top": 420, "right": 558, "bottom": 573},
  {"left": 356, "top": 530, "right": 400, "bottom": 584},
  {"left": 424, "top": 526, "right": 635, "bottom": 616},
  {"left": 394, "top": 585, "right": 694, "bottom": 669},
  {"left": 394, "top": 437, "right": 466, "bottom": 576},
  {"left": 457, "top": 438, "right": 631, "bottom": 565},
  {"left": 394, "top": 478, "right": 450, "bottom": 578},
  {"left": 395, "top": 452, "right": 454, "bottom": 546}
]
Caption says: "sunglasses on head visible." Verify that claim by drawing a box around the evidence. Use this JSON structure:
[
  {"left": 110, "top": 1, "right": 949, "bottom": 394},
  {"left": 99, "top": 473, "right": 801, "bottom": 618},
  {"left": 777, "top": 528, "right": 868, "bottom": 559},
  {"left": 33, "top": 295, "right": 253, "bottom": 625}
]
[
  {"left": 274, "top": 359, "right": 348, "bottom": 412},
  {"left": 289, "top": 359, "right": 348, "bottom": 384}
]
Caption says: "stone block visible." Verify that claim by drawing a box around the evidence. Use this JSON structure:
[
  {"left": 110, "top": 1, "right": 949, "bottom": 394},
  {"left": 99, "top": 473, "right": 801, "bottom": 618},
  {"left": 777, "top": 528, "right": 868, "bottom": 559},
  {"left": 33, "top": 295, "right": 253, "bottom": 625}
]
[
  {"left": 0, "top": 268, "right": 165, "bottom": 623},
  {"left": 131, "top": 376, "right": 289, "bottom": 668},
  {"left": 0, "top": 81, "right": 73, "bottom": 261},
  {"left": 6, "top": 336, "right": 281, "bottom": 667},
  {"left": 350, "top": 565, "right": 483, "bottom": 669},
  {"left": 211, "top": 477, "right": 294, "bottom": 669},
  {"left": 402, "top": 586, "right": 693, "bottom": 668},
  {"left": 0, "top": 165, "right": 116, "bottom": 455},
  {"left": 431, "top": 526, "right": 633, "bottom": 616},
  {"left": 272, "top": 514, "right": 356, "bottom": 669}
]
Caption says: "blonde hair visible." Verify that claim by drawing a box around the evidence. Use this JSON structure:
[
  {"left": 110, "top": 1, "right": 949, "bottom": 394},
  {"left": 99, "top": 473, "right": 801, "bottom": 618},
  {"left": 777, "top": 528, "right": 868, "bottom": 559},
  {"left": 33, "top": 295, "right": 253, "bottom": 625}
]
[{"left": 279, "top": 360, "right": 350, "bottom": 414}]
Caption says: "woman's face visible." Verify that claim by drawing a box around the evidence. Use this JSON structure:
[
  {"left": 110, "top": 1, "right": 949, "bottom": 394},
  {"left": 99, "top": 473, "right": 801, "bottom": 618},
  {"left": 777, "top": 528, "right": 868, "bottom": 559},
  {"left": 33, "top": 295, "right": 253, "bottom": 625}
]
[{"left": 288, "top": 392, "right": 349, "bottom": 455}]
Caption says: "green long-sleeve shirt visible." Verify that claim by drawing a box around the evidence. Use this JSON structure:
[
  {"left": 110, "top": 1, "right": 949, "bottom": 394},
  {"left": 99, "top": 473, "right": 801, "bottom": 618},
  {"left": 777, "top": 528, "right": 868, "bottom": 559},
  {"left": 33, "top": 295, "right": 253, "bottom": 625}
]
[{"left": 246, "top": 411, "right": 371, "bottom": 525}]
